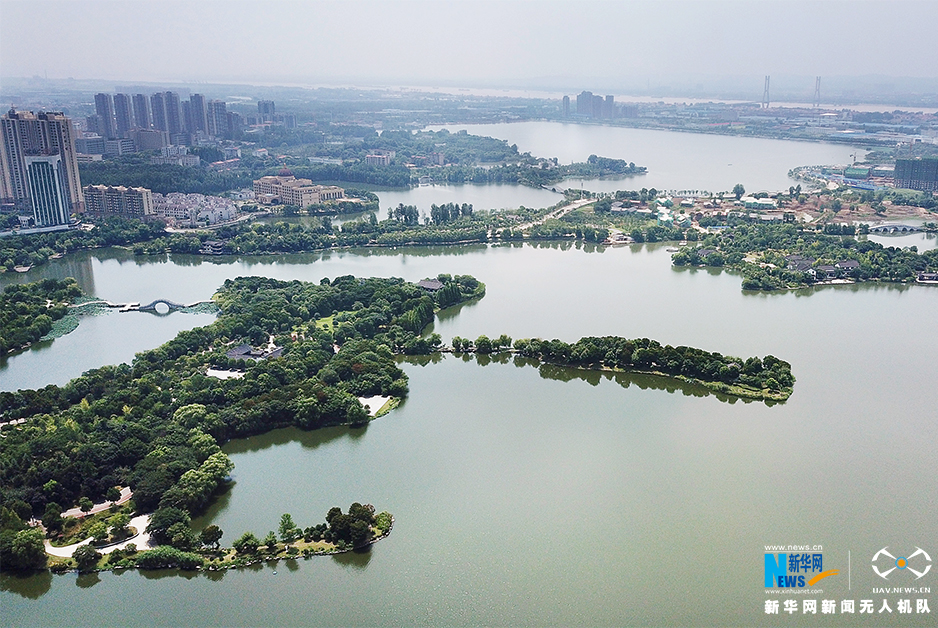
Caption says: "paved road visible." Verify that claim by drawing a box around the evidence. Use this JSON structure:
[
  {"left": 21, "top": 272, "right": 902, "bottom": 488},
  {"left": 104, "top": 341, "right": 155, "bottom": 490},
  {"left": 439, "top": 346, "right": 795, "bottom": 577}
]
[
  {"left": 44, "top": 514, "right": 153, "bottom": 558},
  {"left": 61, "top": 486, "right": 133, "bottom": 518},
  {"left": 514, "top": 197, "right": 596, "bottom": 231}
]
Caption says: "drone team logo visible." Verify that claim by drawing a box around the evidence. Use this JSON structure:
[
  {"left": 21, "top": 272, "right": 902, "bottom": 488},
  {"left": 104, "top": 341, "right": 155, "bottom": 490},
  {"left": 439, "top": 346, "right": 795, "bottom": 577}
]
[{"left": 872, "top": 547, "right": 932, "bottom": 580}]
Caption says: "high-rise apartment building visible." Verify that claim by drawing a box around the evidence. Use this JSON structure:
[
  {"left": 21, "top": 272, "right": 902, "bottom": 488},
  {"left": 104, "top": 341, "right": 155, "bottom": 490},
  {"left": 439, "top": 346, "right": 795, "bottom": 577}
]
[
  {"left": 562, "top": 96, "right": 570, "bottom": 118},
  {"left": 207, "top": 100, "right": 228, "bottom": 137},
  {"left": 894, "top": 157, "right": 938, "bottom": 191},
  {"left": 164, "top": 92, "right": 183, "bottom": 134},
  {"left": 188, "top": 94, "right": 208, "bottom": 134},
  {"left": 1, "top": 109, "right": 83, "bottom": 226},
  {"left": 83, "top": 184, "right": 153, "bottom": 216},
  {"left": 227, "top": 111, "right": 243, "bottom": 137},
  {"left": 150, "top": 91, "right": 182, "bottom": 133},
  {"left": 132, "top": 93, "right": 150, "bottom": 129},
  {"left": 94, "top": 93, "right": 116, "bottom": 139},
  {"left": 113, "top": 93, "right": 134, "bottom": 137},
  {"left": 576, "top": 91, "right": 594, "bottom": 117},
  {"left": 592, "top": 94, "right": 603, "bottom": 119},
  {"left": 258, "top": 100, "right": 275, "bottom": 122},
  {"left": 150, "top": 92, "right": 168, "bottom": 131}
]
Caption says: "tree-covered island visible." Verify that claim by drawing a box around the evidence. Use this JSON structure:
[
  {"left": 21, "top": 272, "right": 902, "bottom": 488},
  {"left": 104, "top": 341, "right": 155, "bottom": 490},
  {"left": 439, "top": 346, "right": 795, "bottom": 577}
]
[
  {"left": 0, "top": 273, "right": 483, "bottom": 573},
  {"left": 0, "top": 278, "right": 83, "bottom": 357},
  {"left": 451, "top": 334, "right": 794, "bottom": 403},
  {"left": 671, "top": 222, "right": 938, "bottom": 291},
  {"left": 1, "top": 272, "right": 796, "bottom": 575}
]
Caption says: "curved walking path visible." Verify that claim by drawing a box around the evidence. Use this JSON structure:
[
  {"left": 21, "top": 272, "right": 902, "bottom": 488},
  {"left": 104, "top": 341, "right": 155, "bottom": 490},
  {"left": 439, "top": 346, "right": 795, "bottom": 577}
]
[
  {"left": 44, "top": 514, "right": 153, "bottom": 558},
  {"left": 61, "top": 486, "right": 132, "bottom": 518}
]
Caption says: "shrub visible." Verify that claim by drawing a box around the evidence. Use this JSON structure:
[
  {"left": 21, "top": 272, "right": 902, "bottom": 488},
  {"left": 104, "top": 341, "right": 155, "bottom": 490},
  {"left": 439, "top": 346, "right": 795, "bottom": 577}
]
[{"left": 135, "top": 546, "right": 204, "bottom": 570}]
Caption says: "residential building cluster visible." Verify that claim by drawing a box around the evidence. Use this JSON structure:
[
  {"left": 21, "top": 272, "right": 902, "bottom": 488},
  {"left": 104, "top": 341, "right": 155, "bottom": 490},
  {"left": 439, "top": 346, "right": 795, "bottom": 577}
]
[
  {"left": 88, "top": 91, "right": 242, "bottom": 146},
  {"left": 150, "top": 145, "right": 201, "bottom": 166},
  {"left": 152, "top": 192, "right": 238, "bottom": 227},
  {"left": 564, "top": 91, "right": 617, "bottom": 120},
  {"left": 252, "top": 175, "right": 345, "bottom": 206},
  {"left": 1, "top": 109, "right": 83, "bottom": 228},
  {"left": 83, "top": 184, "right": 153, "bottom": 216}
]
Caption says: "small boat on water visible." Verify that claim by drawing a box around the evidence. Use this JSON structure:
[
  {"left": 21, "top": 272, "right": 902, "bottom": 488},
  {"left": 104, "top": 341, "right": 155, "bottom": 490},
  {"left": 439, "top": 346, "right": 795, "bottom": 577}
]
[
  {"left": 13, "top": 265, "right": 31, "bottom": 273},
  {"left": 666, "top": 247, "right": 679, "bottom": 252}
]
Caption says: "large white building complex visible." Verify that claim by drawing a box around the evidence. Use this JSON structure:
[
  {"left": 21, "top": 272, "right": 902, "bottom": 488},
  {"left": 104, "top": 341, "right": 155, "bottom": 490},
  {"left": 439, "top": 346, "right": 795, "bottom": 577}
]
[
  {"left": 252, "top": 175, "right": 344, "bottom": 206},
  {"left": 1, "top": 109, "right": 83, "bottom": 227}
]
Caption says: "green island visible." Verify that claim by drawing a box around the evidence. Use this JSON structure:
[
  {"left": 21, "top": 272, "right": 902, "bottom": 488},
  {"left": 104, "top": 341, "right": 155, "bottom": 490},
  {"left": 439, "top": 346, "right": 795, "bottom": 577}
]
[
  {"left": 1, "top": 272, "right": 796, "bottom": 575},
  {"left": 0, "top": 274, "right": 482, "bottom": 574},
  {"left": 75, "top": 504, "right": 394, "bottom": 574},
  {"left": 0, "top": 278, "right": 83, "bottom": 357},
  {"left": 450, "top": 334, "right": 794, "bottom": 403},
  {"left": 671, "top": 221, "right": 938, "bottom": 291}
]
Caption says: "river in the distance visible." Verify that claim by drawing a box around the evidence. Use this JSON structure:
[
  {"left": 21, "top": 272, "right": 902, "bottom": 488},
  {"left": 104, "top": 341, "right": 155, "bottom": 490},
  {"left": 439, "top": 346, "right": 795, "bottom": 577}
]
[
  {"left": 272, "top": 123, "right": 863, "bottom": 217},
  {"left": 2, "top": 241, "right": 936, "bottom": 627},
  {"left": 430, "top": 121, "right": 862, "bottom": 194}
]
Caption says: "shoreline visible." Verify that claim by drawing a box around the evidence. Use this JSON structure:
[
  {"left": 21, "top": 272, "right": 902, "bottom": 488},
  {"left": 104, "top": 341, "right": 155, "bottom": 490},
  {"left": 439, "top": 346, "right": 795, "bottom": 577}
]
[
  {"left": 46, "top": 516, "right": 394, "bottom": 576},
  {"left": 444, "top": 349, "right": 791, "bottom": 403}
]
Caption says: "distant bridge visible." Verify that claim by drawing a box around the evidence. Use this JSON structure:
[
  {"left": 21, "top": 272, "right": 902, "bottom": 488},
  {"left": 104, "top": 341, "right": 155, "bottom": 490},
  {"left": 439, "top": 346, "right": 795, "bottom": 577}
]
[
  {"left": 869, "top": 224, "right": 922, "bottom": 233},
  {"left": 71, "top": 299, "right": 215, "bottom": 313}
]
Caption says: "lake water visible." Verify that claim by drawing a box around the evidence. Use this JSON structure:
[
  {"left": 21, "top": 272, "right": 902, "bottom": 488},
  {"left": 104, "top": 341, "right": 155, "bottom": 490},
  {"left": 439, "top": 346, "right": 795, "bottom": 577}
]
[
  {"left": 2, "top": 240, "right": 937, "bottom": 627},
  {"left": 431, "top": 121, "right": 862, "bottom": 194},
  {"left": 262, "top": 122, "right": 862, "bottom": 220}
]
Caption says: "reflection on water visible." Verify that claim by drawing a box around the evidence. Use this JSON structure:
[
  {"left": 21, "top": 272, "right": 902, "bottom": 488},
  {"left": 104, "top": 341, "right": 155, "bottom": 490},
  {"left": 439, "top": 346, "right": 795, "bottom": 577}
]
[
  {"left": 331, "top": 546, "right": 373, "bottom": 570},
  {"left": 0, "top": 570, "right": 53, "bottom": 599},
  {"left": 75, "top": 573, "right": 101, "bottom": 589},
  {"left": 407, "top": 352, "right": 763, "bottom": 406}
]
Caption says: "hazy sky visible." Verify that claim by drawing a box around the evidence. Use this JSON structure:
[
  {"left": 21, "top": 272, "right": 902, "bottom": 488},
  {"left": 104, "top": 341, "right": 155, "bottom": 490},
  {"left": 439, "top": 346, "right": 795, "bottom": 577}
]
[{"left": 1, "top": 0, "right": 935, "bottom": 89}]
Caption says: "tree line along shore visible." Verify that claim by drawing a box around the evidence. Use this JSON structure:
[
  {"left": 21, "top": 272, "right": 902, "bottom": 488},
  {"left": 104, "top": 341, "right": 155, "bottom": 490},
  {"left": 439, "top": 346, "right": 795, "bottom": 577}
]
[{"left": 2, "top": 273, "right": 794, "bottom": 575}]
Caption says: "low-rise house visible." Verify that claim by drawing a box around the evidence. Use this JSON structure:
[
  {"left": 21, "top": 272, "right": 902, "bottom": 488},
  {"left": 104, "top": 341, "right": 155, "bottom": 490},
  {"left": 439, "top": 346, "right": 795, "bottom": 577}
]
[
  {"left": 785, "top": 254, "right": 816, "bottom": 272},
  {"left": 835, "top": 260, "right": 861, "bottom": 272},
  {"left": 226, "top": 343, "right": 284, "bottom": 361},
  {"left": 417, "top": 279, "right": 444, "bottom": 291}
]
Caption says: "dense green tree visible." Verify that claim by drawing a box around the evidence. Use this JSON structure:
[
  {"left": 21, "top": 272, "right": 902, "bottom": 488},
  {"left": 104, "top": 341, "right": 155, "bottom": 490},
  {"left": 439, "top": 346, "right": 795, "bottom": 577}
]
[
  {"left": 145, "top": 507, "right": 191, "bottom": 546},
  {"left": 109, "top": 513, "right": 131, "bottom": 539},
  {"left": 279, "top": 513, "right": 300, "bottom": 543},
  {"left": 200, "top": 524, "right": 223, "bottom": 549},
  {"left": 232, "top": 531, "right": 260, "bottom": 554},
  {"left": 0, "top": 527, "right": 47, "bottom": 571},
  {"left": 41, "top": 503, "right": 64, "bottom": 535},
  {"left": 88, "top": 521, "right": 109, "bottom": 544},
  {"left": 72, "top": 543, "right": 102, "bottom": 573},
  {"left": 135, "top": 545, "right": 203, "bottom": 570}
]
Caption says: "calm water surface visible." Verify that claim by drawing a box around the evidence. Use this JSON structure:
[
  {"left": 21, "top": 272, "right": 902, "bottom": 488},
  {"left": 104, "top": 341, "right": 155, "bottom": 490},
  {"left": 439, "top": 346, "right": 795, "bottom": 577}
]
[
  {"left": 2, "top": 242, "right": 936, "bottom": 626},
  {"left": 432, "top": 121, "right": 862, "bottom": 194}
]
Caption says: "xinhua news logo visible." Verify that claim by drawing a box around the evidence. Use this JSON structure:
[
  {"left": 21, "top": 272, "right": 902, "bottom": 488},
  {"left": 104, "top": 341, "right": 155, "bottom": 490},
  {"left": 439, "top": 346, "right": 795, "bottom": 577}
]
[
  {"left": 765, "top": 553, "right": 838, "bottom": 588},
  {"left": 872, "top": 547, "right": 932, "bottom": 580}
]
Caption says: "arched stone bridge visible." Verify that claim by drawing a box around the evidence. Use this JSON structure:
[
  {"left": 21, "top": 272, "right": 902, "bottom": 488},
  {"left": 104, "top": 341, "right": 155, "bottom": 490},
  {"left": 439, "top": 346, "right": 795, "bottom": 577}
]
[
  {"left": 71, "top": 299, "right": 214, "bottom": 313},
  {"left": 869, "top": 224, "right": 922, "bottom": 233},
  {"left": 137, "top": 299, "right": 214, "bottom": 312}
]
